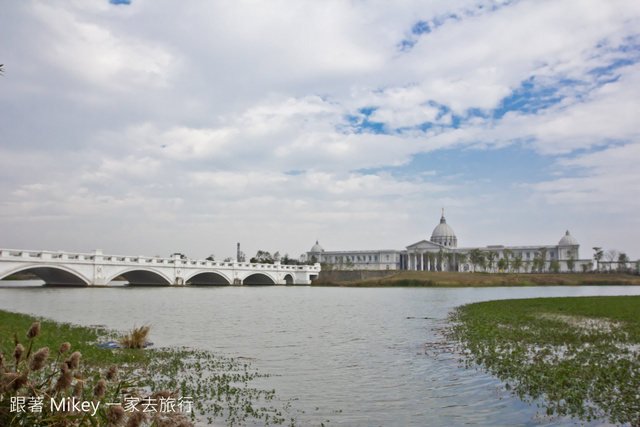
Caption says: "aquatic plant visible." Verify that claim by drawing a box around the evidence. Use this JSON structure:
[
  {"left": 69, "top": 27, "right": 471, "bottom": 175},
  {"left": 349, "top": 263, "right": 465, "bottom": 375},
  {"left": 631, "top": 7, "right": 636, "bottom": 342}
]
[
  {"left": 1, "top": 310, "right": 302, "bottom": 425},
  {"left": 0, "top": 320, "right": 193, "bottom": 426},
  {"left": 448, "top": 296, "right": 640, "bottom": 425},
  {"left": 119, "top": 325, "right": 152, "bottom": 349}
]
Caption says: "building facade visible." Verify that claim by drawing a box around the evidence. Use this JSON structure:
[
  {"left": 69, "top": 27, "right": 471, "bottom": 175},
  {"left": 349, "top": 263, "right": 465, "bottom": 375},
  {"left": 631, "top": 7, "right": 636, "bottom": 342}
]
[
  {"left": 305, "top": 240, "right": 401, "bottom": 270},
  {"left": 307, "top": 211, "right": 589, "bottom": 273}
]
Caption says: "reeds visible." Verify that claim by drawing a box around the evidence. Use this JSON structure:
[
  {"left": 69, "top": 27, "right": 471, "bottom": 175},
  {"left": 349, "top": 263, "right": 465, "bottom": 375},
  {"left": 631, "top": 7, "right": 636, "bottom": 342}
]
[
  {"left": 26, "top": 321, "right": 40, "bottom": 339},
  {"left": 118, "top": 325, "right": 151, "bottom": 349},
  {"left": 28, "top": 347, "right": 49, "bottom": 371},
  {"left": 1, "top": 321, "right": 194, "bottom": 426},
  {"left": 1, "top": 312, "right": 296, "bottom": 426}
]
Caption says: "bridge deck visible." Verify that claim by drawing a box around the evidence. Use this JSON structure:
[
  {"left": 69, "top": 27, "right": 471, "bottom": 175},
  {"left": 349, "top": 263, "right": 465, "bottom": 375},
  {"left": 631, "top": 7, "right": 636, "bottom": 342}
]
[{"left": 0, "top": 249, "right": 321, "bottom": 286}]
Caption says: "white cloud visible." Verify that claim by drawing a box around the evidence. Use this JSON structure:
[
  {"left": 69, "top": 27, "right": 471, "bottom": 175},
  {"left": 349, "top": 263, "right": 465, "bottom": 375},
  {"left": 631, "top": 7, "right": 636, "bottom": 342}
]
[
  {"left": 528, "top": 142, "right": 640, "bottom": 209},
  {"left": 1, "top": 0, "right": 640, "bottom": 258},
  {"left": 31, "top": 2, "right": 173, "bottom": 90}
]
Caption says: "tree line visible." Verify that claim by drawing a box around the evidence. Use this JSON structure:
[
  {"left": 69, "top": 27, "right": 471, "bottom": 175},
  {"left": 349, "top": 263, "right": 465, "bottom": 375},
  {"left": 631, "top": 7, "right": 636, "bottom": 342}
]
[{"left": 591, "top": 247, "right": 634, "bottom": 273}]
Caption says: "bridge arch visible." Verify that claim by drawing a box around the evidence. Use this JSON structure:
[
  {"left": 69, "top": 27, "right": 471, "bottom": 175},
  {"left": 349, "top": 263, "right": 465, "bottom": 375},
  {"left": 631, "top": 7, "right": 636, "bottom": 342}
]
[
  {"left": 105, "top": 268, "right": 172, "bottom": 286},
  {"left": 0, "top": 264, "right": 90, "bottom": 286},
  {"left": 243, "top": 273, "right": 276, "bottom": 285},
  {"left": 283, "top": 273, "right": 294, "bottom": 285},
  {"left": 186, "top": 271, "right": 231, "bottom": 285}
]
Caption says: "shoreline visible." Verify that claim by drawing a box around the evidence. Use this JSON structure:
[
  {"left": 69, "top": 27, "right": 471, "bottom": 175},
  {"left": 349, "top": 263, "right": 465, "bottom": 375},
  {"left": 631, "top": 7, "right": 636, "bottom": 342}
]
[
  {"left": 449, "top": 295, "right": 640, "bottom": 425},
  {"left": 0, "top": 309, "right": 297, "bottom": 426},
  {"left": 310, "top": 270, "right": 640, "bottom": 287},
  {"left": 3, "top": 271, "right": 639, "bottom": 288}
]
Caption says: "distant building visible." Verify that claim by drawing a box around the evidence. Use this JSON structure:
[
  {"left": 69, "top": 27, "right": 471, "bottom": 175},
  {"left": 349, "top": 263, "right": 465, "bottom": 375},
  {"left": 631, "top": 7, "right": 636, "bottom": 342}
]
[
  {"left": 307, "top": 210, "right": 589, "bottom": 272},
  {"left": 305, "top": 240, "right": 401, "bottom": 270}
]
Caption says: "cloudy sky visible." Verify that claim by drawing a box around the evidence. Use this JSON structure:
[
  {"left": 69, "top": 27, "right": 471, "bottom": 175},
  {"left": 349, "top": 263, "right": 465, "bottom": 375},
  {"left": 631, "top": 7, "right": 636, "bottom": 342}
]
[{"left": 1, "top": 0, "right": 639, "bottom": 261}]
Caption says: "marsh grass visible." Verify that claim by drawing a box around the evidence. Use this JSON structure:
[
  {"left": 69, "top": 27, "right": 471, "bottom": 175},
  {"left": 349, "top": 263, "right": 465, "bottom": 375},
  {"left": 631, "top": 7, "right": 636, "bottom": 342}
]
[
  {"left": 313, "top": 270, "right": 640, "bottom": 287},
  {"left": 0, "top": 310, "right": 300, "bottom": 425},
  {"left": 119, "top": 325, "right": 151, "bottom": 349},
  {"left": 448, "top": 296, "right": 640, "bottom": 425}
]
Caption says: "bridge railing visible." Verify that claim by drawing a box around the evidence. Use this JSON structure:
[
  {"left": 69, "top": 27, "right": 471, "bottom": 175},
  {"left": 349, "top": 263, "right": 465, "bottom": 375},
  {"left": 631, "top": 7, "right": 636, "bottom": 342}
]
[{"left": 0, "top": 249, "right": 321, "bottom": 272}]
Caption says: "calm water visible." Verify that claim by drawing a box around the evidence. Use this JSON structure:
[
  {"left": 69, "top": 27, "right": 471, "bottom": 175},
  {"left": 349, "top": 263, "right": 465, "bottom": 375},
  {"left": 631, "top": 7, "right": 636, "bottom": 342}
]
[{"left": 2, "top": 282, "right": 640, "bottom": 426}]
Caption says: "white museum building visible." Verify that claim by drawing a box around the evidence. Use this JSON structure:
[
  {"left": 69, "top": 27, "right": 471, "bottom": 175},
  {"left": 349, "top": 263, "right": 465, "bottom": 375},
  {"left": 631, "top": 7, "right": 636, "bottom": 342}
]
[{"left": 306, "top": 211, "right": 590, "bottom": 273}]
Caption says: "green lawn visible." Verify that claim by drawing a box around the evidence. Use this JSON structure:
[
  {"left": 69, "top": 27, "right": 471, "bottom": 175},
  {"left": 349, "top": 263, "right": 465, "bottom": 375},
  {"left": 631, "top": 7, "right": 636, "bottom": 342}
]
[{"left": 448, "top": 296, "right": 640, "bottom": 424}]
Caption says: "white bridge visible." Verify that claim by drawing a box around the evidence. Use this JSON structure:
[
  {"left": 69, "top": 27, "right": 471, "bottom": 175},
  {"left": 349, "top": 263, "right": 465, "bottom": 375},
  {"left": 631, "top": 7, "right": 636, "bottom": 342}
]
[{"left": 0, "top": 249, "right": 321, "bottom": 286}]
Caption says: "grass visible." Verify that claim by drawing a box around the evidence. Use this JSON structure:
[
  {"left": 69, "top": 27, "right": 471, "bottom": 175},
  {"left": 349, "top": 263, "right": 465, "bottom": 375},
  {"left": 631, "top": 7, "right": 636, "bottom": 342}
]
[
  {"left": 448, "top": 296, "right": 640, "bottom": 425},
  {"left": 119, "top": 325, "right": 151, "bottom": 349},
  {"left": 312, "top": 270, "right": 640, "bottom": 287},
  {"left": 0, "top": 310, "right": 301, "bottom": 425}
]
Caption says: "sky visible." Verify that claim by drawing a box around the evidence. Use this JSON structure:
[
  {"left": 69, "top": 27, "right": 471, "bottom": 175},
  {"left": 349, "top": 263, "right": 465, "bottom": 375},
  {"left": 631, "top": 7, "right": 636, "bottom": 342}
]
[{"left": 1, "top": 0, "right": 639, "bottom": 262}]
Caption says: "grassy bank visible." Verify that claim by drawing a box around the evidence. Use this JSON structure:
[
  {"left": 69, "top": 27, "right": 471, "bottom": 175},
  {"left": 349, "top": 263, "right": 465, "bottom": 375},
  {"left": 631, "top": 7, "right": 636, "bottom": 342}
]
[
  {"left": 448, "top": 296, "right": 640, "bottom": 425},
  {"left": 311, "top": 270, "right": 640, "bottom": 287},
  {"left": 0, "top": 310, "right": 297, "bottom": 426}
]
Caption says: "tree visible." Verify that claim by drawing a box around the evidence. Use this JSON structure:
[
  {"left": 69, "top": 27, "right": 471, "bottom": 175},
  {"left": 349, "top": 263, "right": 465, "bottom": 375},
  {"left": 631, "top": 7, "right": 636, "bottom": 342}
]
[
  {"left": 446, "top": 253, "right": 455, "bottom": 271},
  {"left": 345, "top": 258, "right": 354, "bottom": 270},
  {"left": 427, "top": 252, "right": 437, "bottom": 271},
  {"left": 480, "top": 253, "right": 488, "bottom": 272},
  {"left": 456, "top": 252, "right": 468, "bottom": 272},
  {"left": 206, "top": 254, "right": 215, "bottom": 261},
  {"left": 468, "top": 249, "right": 484, "bottom": 273},
  {"left": 497, "top": 257, "right": 507, "bottom": 272},
  {"left": 532, "top": 257, "right": 540, "bottom": 273},
  {"left": 538, "top": 248, "right": 548, "bottom": 273},
  {"left": 618, "top": 252, "right": 630, "bottom": 272},
  {"left": 320, "top": 261, "right": 333, "bottom": 270},
  {"left": 593, "top": 247, "right": 603, "bottom": 272},
  {"left": 251, "top": 250, "right": 274, "bottom": 264},
  {"left": 513, "top": 253, "right": 523, "bottom": 273},
  {"left": 566, "top": 250, "right": 575, "bottom": 273},
  {"left": 486, "top": 251, "right": 498, "bottom": 272},
  {"left": 437, "top": 247, "right": 445, "bottom": 271},
  {"left": 502, "top": 249, "right": 513, "bottom": 272},
  {"left": 0, "top": 64, "right": 4, "bottom": 75},
  {"left": 604, "top": 249, "right": 619, "bottom": 272},
  {"left": 549, "top": 259, "right": 561, "bottom": 273}
]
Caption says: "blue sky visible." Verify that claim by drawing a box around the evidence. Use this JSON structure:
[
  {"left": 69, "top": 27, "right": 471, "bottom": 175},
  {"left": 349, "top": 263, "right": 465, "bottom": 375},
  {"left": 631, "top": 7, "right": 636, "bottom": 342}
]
[{"left": 1, "top": 0, "right": 639, "bottom": 261}]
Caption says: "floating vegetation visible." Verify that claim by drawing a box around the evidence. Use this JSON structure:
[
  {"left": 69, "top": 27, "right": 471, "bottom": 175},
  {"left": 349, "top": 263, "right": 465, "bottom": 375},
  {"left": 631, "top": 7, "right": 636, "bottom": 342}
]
[
  {"left": 448, "top": 296, "right": 640, "bottom": 425},
  {"left": 0, "top": 310, "right": 299, "bottom": 425},
  {"left": 137, "top": 348, "right": 295, "bottom": 425}
]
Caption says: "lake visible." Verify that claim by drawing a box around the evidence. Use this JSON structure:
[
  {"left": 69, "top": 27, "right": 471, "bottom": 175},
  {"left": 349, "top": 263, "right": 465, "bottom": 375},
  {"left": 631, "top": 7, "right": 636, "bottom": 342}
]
[{"left": 2, "top": 281, "right": 639, "bottom": 426}]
